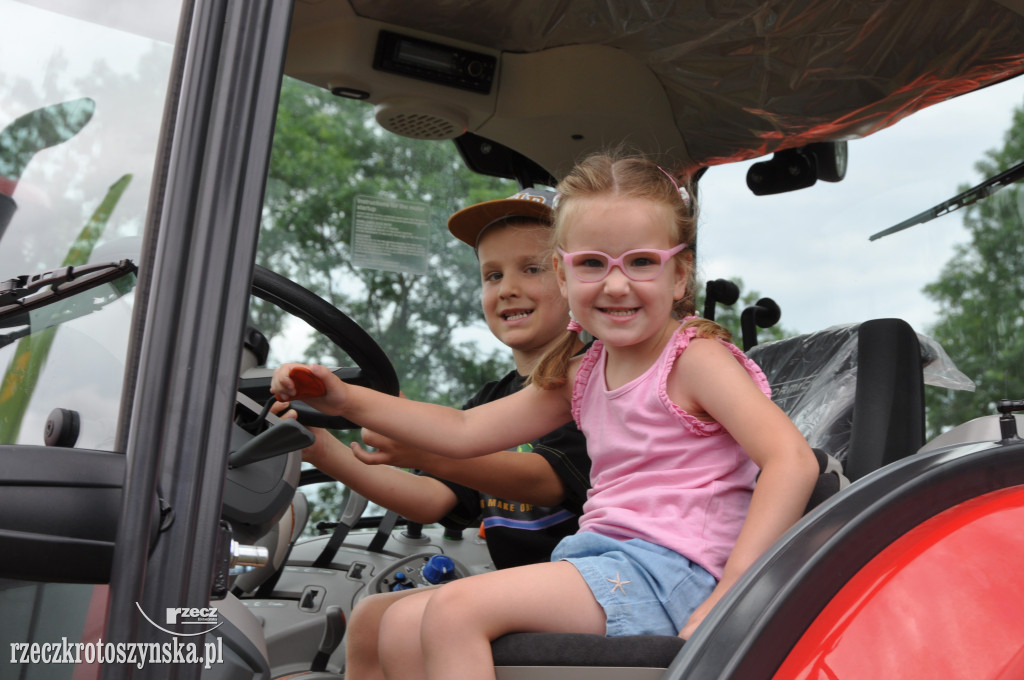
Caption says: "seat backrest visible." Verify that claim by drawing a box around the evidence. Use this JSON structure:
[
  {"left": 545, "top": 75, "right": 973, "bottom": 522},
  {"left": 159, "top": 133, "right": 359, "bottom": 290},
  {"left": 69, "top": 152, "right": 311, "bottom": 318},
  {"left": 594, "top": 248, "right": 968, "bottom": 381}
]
[
  {"left": 746, "top": 318, "right": 925, "bottom": 481},
  {"left": 233, "top": 491, "right": 310, "bottom": 595}
]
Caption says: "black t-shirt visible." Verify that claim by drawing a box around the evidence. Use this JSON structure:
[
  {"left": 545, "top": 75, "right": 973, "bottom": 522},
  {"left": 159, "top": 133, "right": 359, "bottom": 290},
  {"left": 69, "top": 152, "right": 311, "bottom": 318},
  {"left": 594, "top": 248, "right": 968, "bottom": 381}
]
[{"left": 430, "top": 370, "right": 591, "bottom": 569}]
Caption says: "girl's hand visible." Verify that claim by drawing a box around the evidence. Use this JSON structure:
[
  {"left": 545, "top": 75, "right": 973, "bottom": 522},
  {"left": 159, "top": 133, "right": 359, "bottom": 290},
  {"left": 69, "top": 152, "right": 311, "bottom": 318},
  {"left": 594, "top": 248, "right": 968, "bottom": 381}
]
[
  {"left": 282, "top": 365, "right": 326, "bottom": 401},
  {"left": 678, "top": 584, "right": 727, "bottom": 640},
  {"left": 270, "top": 363, "right": 347, "bottom": 415}
]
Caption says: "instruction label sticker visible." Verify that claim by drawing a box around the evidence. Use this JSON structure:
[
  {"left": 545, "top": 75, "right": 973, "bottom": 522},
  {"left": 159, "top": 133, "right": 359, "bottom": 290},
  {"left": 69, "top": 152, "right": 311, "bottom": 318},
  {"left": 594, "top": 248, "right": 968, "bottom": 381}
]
[{"left": 351, "top": 195, "right": 430, "bottom": 275}]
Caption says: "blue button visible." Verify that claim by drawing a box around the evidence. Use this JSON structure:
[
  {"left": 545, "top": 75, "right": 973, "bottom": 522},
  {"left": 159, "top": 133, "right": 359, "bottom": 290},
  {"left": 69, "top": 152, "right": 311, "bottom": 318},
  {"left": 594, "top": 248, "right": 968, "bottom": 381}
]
[{"left": 422, "top": 555, "right": 456, "bottom": 584}]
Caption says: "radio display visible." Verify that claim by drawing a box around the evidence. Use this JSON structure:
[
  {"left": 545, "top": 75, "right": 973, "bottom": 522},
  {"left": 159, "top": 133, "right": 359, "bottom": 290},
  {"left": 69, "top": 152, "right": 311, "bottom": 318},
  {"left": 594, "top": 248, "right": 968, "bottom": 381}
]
[{"left": 374, "top": 31, "right": 495, "bottom": 94}]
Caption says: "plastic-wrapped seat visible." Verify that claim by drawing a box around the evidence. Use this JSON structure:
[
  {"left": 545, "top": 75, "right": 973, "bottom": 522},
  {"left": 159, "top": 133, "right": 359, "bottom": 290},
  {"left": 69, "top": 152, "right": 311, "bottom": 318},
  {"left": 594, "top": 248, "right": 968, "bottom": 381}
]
[{"left": 745, "top": 318, "right": 926, "bottom": 480}]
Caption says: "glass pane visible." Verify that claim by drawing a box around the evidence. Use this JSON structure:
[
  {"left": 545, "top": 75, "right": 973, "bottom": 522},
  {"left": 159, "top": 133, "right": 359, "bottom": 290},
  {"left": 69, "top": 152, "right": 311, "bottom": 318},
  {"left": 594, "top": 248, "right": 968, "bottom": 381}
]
[
  {"left": 0, "top": 2, "right": 182, "bottom": 677},
  {"left": 0, "top": 0, "right": 181, "bottom": 450},
  {"left": 252, "top": 77, "right": 518, "bottom": 527}
]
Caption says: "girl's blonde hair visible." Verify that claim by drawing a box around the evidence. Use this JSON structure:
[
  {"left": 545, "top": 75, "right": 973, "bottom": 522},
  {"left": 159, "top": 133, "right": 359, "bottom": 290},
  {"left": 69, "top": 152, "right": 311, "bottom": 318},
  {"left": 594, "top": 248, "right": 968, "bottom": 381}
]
[{"left": 531, "top": 153, "right": 730, "bottom": 389}]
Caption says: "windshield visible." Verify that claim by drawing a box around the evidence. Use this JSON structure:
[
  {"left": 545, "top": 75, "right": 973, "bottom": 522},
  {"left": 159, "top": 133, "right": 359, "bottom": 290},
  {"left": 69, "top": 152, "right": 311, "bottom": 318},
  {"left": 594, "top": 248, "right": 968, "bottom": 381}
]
[
  {"left": 252, "top": 77, "right": 517, "bottom": 526},
  {"left": 699, "top": 79, "right": 1023, "bottom": 437},
  {"left": 0, "top": 0, "right": 180, "bottom": 451},
  {"left": 254, "top": 76, "right": 1023, "bottom": 530}
]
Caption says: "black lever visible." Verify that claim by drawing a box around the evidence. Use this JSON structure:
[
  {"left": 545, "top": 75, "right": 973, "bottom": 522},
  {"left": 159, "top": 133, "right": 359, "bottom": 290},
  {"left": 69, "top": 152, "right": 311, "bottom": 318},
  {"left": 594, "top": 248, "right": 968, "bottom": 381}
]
[
  {"left": 741, "top": 297, "right": 781, "bottom": 351},
  {"left": 311, "top": 606, "right": 347, "bottom": 672},
  {"left": 703, "top": 279, "right": 739, "bottom": 321},
  {"left": 997, "top": 399, "right": 1024, "bottom": 443},
  {"left": 228, "top": 419, "right": 314, "bottom": 468}
]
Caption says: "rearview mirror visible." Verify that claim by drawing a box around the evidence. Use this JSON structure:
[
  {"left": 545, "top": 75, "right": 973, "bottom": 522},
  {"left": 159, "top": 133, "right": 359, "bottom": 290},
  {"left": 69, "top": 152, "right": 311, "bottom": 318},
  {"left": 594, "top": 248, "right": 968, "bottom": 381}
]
[{"left": 746, "top": 141, "right": 848, "bottom": 195}]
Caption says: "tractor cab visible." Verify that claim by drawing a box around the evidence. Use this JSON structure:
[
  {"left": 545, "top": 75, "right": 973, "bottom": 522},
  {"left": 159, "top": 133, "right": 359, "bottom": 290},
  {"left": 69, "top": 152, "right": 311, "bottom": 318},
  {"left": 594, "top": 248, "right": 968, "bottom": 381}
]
[{"left": 2, "top": 1, "right": 1023, "bottom": 679}]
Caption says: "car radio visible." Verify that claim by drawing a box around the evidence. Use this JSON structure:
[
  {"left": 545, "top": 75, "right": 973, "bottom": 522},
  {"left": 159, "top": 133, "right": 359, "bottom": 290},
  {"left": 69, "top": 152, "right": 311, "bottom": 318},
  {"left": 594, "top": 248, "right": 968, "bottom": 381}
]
[{"left": 373, "top": 30, "right": 496, "bottom": 94}]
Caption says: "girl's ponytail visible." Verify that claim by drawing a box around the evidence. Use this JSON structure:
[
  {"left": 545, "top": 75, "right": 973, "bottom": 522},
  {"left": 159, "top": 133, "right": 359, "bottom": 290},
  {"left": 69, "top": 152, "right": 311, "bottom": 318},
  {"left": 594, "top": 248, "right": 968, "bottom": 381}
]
[
  {"left": 528, "top": 329, "right": 583, "bottom": 389},
  {"left": 679, "top": 316, "right": 732, "bottom": 343}
]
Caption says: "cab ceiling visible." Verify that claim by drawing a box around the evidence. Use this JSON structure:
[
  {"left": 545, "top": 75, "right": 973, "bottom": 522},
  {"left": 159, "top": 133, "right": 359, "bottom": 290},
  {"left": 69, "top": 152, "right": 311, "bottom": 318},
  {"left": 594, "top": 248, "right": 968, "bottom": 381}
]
[{"left": 288, "top": 0, "right": 1024, "bottom": 178}]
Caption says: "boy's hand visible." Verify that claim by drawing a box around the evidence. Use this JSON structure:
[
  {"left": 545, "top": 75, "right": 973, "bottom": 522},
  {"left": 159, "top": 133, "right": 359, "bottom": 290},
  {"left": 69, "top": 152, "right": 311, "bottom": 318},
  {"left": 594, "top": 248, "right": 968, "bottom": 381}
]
[
  {"left": 354, "top": 428, "right": 440, "bottom": 469},
  {"left": 269, "top": 400, "right": 331, "bottom": 467}
]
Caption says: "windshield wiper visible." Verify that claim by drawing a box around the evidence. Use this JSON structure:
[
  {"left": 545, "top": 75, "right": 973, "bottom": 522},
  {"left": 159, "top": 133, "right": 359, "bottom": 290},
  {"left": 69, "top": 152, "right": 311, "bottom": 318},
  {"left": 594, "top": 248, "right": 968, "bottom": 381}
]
[
  {"left": 0, "top": 259, "right": 137, "bottom": 322},
  {"left": 869, "top": 159, "right": 1024, "bottom": 241}
]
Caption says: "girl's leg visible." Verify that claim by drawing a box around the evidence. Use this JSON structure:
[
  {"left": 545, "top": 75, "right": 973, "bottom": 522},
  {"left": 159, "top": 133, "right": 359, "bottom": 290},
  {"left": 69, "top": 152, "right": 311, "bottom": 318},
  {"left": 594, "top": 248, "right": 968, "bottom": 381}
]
[
  {"left": 418, "top": 561, "right": 605, "bottom": 680},
  {"left": 376, "top": 587, "right": 438, "bottom": 680},
  {"left": 346, "top": 586, "right": 439, "bottom": 680}
]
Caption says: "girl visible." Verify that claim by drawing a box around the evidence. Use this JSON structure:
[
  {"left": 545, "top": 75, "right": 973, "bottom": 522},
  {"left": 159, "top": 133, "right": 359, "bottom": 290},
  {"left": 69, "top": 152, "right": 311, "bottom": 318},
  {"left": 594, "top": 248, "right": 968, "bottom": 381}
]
[{"left": 271, "top": 153, "right": 818, "bottom": 680}]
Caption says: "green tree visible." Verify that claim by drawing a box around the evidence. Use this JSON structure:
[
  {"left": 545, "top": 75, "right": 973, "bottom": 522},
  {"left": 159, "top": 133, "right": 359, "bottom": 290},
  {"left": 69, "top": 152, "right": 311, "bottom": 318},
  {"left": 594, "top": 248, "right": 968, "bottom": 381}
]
[
  {"left": 256, "top": 78, "right": 515, "bottom": 407},
  {"left": 922, "top": 104, "right": 1024, "bottom": 437}
]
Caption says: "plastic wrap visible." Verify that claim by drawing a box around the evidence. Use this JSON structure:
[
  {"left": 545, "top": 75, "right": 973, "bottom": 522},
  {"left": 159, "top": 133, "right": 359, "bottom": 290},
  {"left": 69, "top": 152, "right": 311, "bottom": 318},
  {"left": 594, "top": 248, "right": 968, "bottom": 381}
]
[
  {"left": 747, "top": 323, "right": 973, "bottom": 463},
  {"left": 349, "top": 0, "right": 1024, "bottom": 170},
  {"left": 748, "top": 325, "right": 860, "bottom": 462}
]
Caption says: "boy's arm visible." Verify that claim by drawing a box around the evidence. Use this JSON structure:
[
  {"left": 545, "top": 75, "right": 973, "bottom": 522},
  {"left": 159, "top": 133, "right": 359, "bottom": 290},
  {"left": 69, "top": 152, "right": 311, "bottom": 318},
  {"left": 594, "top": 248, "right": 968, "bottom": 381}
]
[
  {"left": 272, "top": 363, "right": 572, "bottom": 459},
  {"left": 353, "top": 431, "right": 569, "bottom": 506},
  {"left": 302, "top": 427, "right": 459, "bottom": 524}
]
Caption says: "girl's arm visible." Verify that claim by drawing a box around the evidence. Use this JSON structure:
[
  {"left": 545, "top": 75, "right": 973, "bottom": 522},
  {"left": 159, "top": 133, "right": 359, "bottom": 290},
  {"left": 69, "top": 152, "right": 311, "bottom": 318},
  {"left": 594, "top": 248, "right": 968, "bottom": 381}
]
[
  {"left": 353, "top": 430, "right": 569, "bottom": 506},
  {"left": 271, "top": 363, "right": 573, "bottom": 459},
  {"left": 668, "top": 339, "right": 819, "bottom": 639}
]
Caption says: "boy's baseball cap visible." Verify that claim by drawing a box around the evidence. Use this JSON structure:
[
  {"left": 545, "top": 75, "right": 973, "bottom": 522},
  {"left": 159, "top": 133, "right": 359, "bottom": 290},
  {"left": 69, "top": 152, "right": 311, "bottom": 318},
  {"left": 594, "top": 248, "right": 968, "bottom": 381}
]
[{"left": 447, "top": 188, "right": 557, "bottom": 248}]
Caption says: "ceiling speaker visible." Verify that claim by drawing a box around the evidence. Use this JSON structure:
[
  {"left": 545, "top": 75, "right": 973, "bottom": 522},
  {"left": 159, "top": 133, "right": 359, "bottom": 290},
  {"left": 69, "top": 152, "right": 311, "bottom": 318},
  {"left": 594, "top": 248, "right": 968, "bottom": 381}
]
[{"left": 374, "top": 99, "right": 469, "bottom": 140}]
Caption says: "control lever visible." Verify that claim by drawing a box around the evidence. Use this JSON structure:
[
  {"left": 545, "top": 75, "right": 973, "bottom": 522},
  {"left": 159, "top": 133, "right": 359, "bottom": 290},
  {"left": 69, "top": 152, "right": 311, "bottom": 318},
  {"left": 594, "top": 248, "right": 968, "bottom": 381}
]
[
  {"left": 741, "top": 297, "right": 781, "bottom": 351},
  {"left": 278, "top": 365, "right": 327, "bottom": 401},
  {"left": 312, "top": 492, "right": 370, "bottom": 568},
  {"left": 310, "top": 605, "right": 347, "bottom": 672},
  {"left": 228, "top": 419, "right": 315, "bottom": 468},
  {"left": 997, "top": 399, "right": 1024, "bottom": 443},
  {"left": 703, "top": 278, "right": 739, "bottom": 322}
]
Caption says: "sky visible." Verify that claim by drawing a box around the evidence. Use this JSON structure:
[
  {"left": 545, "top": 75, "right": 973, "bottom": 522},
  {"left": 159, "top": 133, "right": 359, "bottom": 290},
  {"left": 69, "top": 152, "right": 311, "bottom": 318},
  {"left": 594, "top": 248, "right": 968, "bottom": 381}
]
[{"left": 697, "top": 78, "right": 1024, "bottom": 337}]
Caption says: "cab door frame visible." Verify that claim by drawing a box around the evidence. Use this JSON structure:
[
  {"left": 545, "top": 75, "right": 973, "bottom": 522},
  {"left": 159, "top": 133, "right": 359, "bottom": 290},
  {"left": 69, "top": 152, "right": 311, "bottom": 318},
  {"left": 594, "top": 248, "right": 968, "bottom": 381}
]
[{"left": 103, "top": 1, "right": 294, "bottom": 678}]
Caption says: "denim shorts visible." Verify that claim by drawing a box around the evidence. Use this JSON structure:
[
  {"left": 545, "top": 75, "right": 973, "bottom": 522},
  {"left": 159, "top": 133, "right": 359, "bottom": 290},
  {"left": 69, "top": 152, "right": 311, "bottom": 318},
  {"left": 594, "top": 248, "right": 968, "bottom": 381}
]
[{"left": 551, "top": 532, "right": 716, "bottom": 637}]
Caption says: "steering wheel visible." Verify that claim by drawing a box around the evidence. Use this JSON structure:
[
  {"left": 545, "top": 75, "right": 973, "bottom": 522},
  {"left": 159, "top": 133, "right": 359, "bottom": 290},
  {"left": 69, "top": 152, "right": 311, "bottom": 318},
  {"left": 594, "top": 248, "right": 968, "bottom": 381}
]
[
  {"left": 240, "top": 265, "right": 400, "bottom": 430},
  {"left": 223, "top": 266, "right": 400, "bottom": 544}
]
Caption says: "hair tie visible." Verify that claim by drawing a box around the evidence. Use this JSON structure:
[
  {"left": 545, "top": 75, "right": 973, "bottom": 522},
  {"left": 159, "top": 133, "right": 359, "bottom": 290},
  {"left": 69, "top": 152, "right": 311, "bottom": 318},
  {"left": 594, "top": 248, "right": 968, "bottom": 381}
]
[
  {"left": 658, "top": 165, "right": 691, "bottom": 208},
  {"left": 567, "top": 319, "right": 583, "bottom": 333}
]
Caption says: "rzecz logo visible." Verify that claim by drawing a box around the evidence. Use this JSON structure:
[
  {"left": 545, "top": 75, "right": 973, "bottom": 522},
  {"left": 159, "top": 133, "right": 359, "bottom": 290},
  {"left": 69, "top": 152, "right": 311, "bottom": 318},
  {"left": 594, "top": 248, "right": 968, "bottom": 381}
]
[{"left": 135, "top": 604, "right": 222, "bottom": 636}]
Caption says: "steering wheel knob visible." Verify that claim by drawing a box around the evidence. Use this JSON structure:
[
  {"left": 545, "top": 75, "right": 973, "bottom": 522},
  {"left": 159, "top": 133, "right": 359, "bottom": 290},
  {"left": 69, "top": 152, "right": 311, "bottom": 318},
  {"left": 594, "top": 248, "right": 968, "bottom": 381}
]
[{"left": 283, "top": 365, "right": 327, "bottom": 401}]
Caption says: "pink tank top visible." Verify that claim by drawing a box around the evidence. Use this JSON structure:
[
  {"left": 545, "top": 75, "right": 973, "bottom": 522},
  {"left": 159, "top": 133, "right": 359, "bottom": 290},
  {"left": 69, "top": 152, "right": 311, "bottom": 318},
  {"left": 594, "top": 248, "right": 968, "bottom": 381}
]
[{"left": 570, "top": 321, "right": 769, "bottom": 579}]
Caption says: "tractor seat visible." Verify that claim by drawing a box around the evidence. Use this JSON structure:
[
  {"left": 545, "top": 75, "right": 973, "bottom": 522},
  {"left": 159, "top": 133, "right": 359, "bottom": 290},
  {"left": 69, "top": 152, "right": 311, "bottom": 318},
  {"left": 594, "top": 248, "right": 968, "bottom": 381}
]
[{"left": 745, "top": 318, "right": 925, "bottom": 480}]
